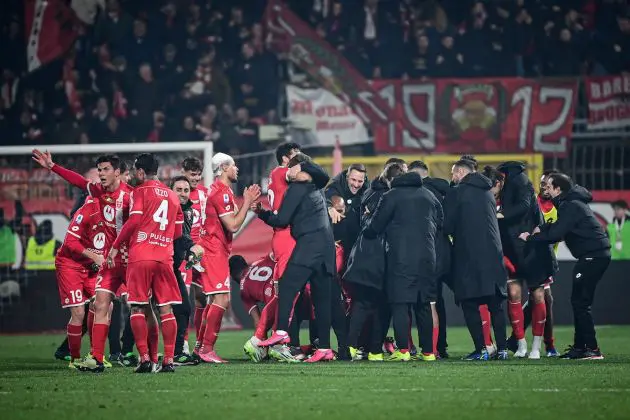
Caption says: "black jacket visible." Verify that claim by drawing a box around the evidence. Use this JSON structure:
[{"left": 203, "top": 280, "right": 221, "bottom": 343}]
[
  {"left": 259, "top": 179, "right": 336, "bottom": 275},
  {"left": 364, "top": 172, "right": 442, "bottom": 304},
  {"left": 422, "top": 176, "right": 452, "bottom": 279},
  {"left": 325, "top": 169, "right": 368, "bottom": 257},
  {"left": 529, "top": 185, "right": 611, "bottom": 259},
  {"left": 343, "top": 177, "right": 389, "bottom": 290},
  {"left": 444, "top": 172, "right": 507, "bottom": 302},
  {"left": 174, "top": 199, "right": 194, "bottom": 267},
  {"left": 497, "top": 161, "right": 557, "bottom": 284}
]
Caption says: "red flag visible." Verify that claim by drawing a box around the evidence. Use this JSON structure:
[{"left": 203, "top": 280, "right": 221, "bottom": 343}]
[{"left": 25, "top": 0, "right": 78, "bottom": 72}]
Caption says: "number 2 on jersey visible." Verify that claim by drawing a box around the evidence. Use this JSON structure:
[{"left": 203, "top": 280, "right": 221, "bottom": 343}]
[{"left": 153, "top": 199, "right": 169, "bottom": 231}]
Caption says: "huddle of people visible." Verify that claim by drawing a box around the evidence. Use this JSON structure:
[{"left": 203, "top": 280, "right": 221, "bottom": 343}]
[
  {"left": 41, "top": 143, "right": 612, "bottom": 369},
  {"left": 240, "top": 151, "right": 612, "bottom": 362}
]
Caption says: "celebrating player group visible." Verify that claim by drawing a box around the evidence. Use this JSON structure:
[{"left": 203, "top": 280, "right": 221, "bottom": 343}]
[{"left": 32, "top": 139, "right": 612, "bottom": 372}]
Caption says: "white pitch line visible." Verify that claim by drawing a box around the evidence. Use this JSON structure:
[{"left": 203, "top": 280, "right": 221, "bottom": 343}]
[{"left": 2, "top": 388, "right": 630, "bottom": 395}]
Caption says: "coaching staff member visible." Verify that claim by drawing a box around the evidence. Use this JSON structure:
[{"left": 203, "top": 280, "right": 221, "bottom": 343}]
[
  {"left": 444, "top": 158, "right": 508, "bottom": 360},
  {"left": 170, "top": 176, "right": 203, "bottom": 365},
  {"left": 257, "top": 154, "right": 339, "bottom": 363},
  {"left": 520, "top": 173, "right": 610, "bottom": 360},
  {"left": 364, "top": 170, "right": 441, "bottom": 361}
]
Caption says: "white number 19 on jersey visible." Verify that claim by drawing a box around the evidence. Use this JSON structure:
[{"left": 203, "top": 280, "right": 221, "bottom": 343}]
[{"left": 153, "top": 199, "right": 169, "bottom": 231}]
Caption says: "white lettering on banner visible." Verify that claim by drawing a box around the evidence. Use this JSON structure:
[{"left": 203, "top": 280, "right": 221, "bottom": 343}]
[
  {"left": 586, "top": 75, "right": 630, "bottom": 129},
  {"left": 286, "top": 85, "right": 369, "bottom": 146}
]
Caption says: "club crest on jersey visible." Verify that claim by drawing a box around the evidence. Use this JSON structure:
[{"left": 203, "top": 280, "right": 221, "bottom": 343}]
[
  {"left": 223, "top": 194, "right": 229, "bottom": 203},
  {"left": 103, "top": 205, "right": 115, "bottom": 222},
  {"left": 137, "top": 231, "right": 148, "bottom": 243},
  {"left": 192, "top": 208, "right": 200, "bottom": 224},
  {"left": 93, "top": 232, "right": 106, "bottom": 249},
  {"left": 75, "top": 214, "right": 83, "bottom": 224}
]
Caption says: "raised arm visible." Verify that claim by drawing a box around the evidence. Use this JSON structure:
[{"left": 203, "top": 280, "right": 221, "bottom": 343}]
[{"left": 258, "top": 184, "right": 306, "bottom": 228}]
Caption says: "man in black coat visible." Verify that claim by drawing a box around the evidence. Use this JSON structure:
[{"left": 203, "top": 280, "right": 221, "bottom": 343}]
[
  {"left": 520, "top": 173, "right": 611, "bottom": 360},
  {"left": 495, "top": 161, "right": 557, "bottom": 359},
  {"left": 408, "top": 160, "right": 451, "bottom": 358},
  {"left": 344, "top": 162, "right": 406, "bottom": 361},
  {"left": 364, "top": 171, "right": 441, "bottom": 361},
  {"left": 170, "top": 176, "right": 204, "bottom": 365},
  {"left": 256, "top": 154, "right": 340, "bottom": 363},
  {"left": 444, "top": 158, "right": 508, "bottom": 360},
  {"left": 326, "top": 163, "right": 369, "bottom": 262}
]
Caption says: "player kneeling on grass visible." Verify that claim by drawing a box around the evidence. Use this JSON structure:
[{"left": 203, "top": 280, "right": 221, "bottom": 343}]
[
  {"left": 107, "top": 154, "right": 184, "bottom": 373},
  {"left": 232, "top": 254, "right": 275, "bottom": 362}
]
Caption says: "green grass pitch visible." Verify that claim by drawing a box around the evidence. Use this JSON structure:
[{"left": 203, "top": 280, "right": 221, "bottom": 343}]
[{"left": 1, "top": 326, "right": 630, "bottom": 420}]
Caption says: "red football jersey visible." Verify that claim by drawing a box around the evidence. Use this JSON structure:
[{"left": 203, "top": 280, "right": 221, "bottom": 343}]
[
  {"left": 240, "top": 254, "right": 276, "bottom": 313},
  {"left": 200, "top": 179, "right": 237, "bottom": 253},
  {"left": 189, "top": 184, "right": 209, "bottom": 243},
  {"left": 56, "top": 198, "right": 114, "bottom": 270},
  {"left": 268, "top": 166, "right": 289, "bottom": 214},
  {"left": 126, "top": 180, "right": 183, "bottom": 263}
]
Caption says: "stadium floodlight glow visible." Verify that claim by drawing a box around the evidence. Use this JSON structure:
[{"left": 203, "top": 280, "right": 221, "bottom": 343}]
[{"left": 0, "top": 141, "right": 215, "bottom": 187}]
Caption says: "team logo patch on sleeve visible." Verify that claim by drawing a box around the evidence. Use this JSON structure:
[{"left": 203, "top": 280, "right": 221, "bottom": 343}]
[
  {"left": 75, "top": 214, "right": 83, "bottom": 224},
  {"left": 223, "top": 194, "right": 229, "bottom": 203}
]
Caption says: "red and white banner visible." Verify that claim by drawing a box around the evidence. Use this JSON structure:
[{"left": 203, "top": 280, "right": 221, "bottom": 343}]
[
  {"left": 585, "top": 75, "right": 630, "bottom": 129},
  {"left": 25, "top": 0, "right": 78, "bottom": 72},
  {"left": 286, "top": 85, "right": 369, "bottom": 146},
  {"left": 372, "top": 78, "right": 578, "bottom": 156}
]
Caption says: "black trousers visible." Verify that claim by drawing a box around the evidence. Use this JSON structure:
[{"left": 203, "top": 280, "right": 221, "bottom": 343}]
[
  {"left": 277, "top": 262, "right": 332, "bottom": 349},
  {"left": 461, "top": 293, "right": 507, "bottom": 353},
  {"left": 172, "top": 265, "right": 192, "bottom": 355},
  {"left": 414, "top": 302, "right": 433, "bottom": 355},
  {"left": 347, "top": 284, "right": 386, "bottom": 354},
  {"left": 571, "top": 257, "right": 610, "bottom": 349},
  {"left": 436, "top": 276, "right": 448, "bottom": 353}
]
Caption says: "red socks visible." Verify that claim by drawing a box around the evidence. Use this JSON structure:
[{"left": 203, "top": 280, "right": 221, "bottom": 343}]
[
  {"left": 194, "top": 306, "right": 204, "bottom": 339},
  {"left": 201, "top": 304, "right": 226, "bottom": 351},
  {"left": 196, "top": 305, "right": 210, "bottom": 348},
  {"left": 531, "top": 301, "right": 547, "bottom": 337},
  {"left": 148, "top": 321, "right": 159, "bottom": 364},
  {"left": 479, "top": 305, "right": 493, "bottom": 346},
  {"left": 87, "top": 308, "right": 95, "bottom": 345},
  {"left": 67, "top": 323, "right": 83, "bottom": 360},
  {"left": 130, "top": 313, "right": 149, "bottom": 362},
  {"left": 255, "top": 296, "right": 277, "bottom": 340},
  {"left": 508, "top": 301, "right": 525, "bottom": 340},
  {"left": 432, "top": 326, "right": 439, "bottom": 355},
  {"left": 91, "top": 323, "right": 109, "bottom": 363},
  {"left": 161, "top": 313, "right": 177, "bottom": 365}
]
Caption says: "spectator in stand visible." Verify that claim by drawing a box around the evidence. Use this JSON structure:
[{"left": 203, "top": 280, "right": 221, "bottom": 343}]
[
  {"left": 434, "top": 35, "right": 464, "bottom": 77},
  {"left": 130, "top": 63, "right": 162, "bottom": 140},
  {"left": 125, "top": 19, "right": 157, "bottom": 70},
  {"left": 325, "top": 2, "right": 349, "bottom": 48},
  {"left": 406, "top": 34, "right": 435, "bottom": 79},
  {"left": 89, "top": 97, "right": 111, "bottom": 142},
  {"left": 234, "top": 108, "right": 260, "bottom": 154},
  {"left": 94, "top": 0, "right": 133, "bottom": 56},
  {"left": 234, "top": 42, "right": 267, "bottom": 116},
  {"left": 178, "top": 116, "right": 202, "bottom": 142}
]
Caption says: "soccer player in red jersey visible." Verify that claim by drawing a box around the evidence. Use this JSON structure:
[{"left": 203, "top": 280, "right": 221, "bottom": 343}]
[
  {"left": 243, "top": 143, "right": 300, "bottom": 353},
  {"left": 195, "top": 153, "right": 261, "bottom": 363},
  {"left": 107, "top": 153, "right": 184, "bottom": 373},
  {"left": 32, "top": 150, "right": 145, "bottom": 371},
  {"left": 180, "top": 157, "right": 209, "bottom": 352},
  {"left": 56, "top": 197, "right": 110, "bottom": 367}
]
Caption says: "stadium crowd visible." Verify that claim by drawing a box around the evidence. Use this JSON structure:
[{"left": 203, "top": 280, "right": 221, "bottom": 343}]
[{"left": 2, "top": 0, "right": 630, "bottom": 147}]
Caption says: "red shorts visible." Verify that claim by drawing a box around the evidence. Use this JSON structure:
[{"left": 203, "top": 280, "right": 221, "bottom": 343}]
[
  {"left": 199, "top": 248, "right": 230, "bottom": 295},
  {"left": 126, "top": 260, "right": 182, "bottom": 306},
  {"left": 272, "top": 232, "right": 295, "bottom": 281},
  {"left": 95, "top": 264, "right": 127, "bottom": 297},
  {"left": 56, "top": 265, "right": 96, "bottom": 308},
  {"left": 190, "top": 266, "right": 203, "bottom": 288},
  {"left": 178, "top": 261, "right": 193, "bottom": 287},
  {"left": 116, "top": 283, "right": 128, "bottom": 298}
]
